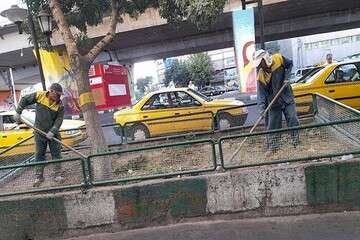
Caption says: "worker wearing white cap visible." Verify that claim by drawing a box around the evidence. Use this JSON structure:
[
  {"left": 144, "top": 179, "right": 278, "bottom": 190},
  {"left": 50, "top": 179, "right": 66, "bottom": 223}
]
[{"left": 254, "top": 49, "right": 300, "bottom": 153}]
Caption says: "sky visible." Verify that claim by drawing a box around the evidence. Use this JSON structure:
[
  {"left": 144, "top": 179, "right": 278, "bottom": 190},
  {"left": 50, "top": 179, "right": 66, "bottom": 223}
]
[
  {"left": 134, "top": 61, "right": 159, "bottom": 84},
  {"left": 0, "top": 0, "right": 25, "bottom": 26}
]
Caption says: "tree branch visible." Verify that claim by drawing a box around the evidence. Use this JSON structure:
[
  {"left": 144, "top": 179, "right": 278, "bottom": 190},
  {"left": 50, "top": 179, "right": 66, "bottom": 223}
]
[
  {"left": 86, "top": 0, "right": 120, "bottom": 63},
  {"left": 49, "top": 0, "right": 78, "bottom": 54}
]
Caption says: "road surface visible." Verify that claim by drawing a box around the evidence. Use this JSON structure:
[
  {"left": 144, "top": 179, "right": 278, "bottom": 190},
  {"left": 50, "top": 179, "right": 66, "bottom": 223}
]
[{"left": 66, "top": 211, "right": 360, "bottom": 240}]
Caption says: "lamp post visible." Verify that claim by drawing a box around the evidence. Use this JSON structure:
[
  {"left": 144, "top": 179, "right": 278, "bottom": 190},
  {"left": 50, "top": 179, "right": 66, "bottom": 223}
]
[{"left": 1, "top": 3, "right": 53, "bottom": 91}]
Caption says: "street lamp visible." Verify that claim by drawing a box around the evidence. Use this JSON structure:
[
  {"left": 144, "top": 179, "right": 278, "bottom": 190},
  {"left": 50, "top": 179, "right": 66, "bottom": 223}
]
[
  {"left": 37, "top": 8, "right": 53, "bottom": 45},
  {"left": 0, "top": 3, "right": 54, "bottom": 91},
  {"left": 0, "top": 5, "right": 27, "bottom": 34}
]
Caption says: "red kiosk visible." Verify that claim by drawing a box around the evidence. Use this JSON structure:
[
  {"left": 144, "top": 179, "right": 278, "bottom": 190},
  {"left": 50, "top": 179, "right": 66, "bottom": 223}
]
[{"left": 88, "top": 64, "right": 132, "bottom": 111}]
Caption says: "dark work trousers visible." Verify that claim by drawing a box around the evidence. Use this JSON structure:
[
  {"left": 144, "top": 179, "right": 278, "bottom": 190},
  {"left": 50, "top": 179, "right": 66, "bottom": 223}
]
[
  {"left": 267, "top": 102, "right": 300, "bottom": 151},
  {"left": 34, "top": 133, "right": 62, "bottom": 178}
]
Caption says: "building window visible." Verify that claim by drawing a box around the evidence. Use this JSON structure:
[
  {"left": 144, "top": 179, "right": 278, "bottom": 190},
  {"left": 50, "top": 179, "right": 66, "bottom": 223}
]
[
  {"left": 331, "top": 38, "right": 340, "bottom": 46},
  {"left": 341, "top": 36, "right": 352, "bottom": 44},
  {"left": 312, "top": 42, "right": 319, "bottom": 49},
  {"left": 319, "top": 40, "right": 330, "bottom": 48}
]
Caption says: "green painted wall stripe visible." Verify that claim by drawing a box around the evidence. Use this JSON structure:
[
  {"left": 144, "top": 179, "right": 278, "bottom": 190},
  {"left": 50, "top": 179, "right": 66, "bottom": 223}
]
[
  {"left": 0, "top": 197, "right": 67, "bottom": 240},
  {"left": 306, "top": 161, "right": 360, "bottom": 206},
  {"left": 113, "top": 178, "right": 207, "bottom": 226},
  {"left": 338, "top": 162, "right": 360, "bottom": 205},
  {"left": 306, "top": 164, "right": 338, "bottom": 205}
]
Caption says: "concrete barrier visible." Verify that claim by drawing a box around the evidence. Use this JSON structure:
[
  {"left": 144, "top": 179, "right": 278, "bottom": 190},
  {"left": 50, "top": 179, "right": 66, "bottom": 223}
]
[{"left": 1, "top": 159, "right": 359, "bottom": 240}]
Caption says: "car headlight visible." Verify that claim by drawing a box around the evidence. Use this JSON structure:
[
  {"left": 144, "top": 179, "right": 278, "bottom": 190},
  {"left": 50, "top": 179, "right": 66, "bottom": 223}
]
[{"left": 64, "top": 130, "right": 81, "bottom": 135}]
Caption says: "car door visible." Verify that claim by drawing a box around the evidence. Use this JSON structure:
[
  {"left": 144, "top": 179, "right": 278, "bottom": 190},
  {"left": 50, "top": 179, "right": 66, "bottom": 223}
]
[
  {"left": 169, "top": 91, "right": 213, "bottom": 132},
  {"left": 323, "top": 63, "right": 360, "bottom": 109},
  {"left": 139, "top": 92, "right": 177, "bottom": 136}
]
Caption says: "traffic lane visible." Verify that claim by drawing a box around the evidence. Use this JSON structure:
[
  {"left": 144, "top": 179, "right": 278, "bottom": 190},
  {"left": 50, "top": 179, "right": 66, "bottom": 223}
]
[
  {"left": 78, "top": 112, "right": 121, "bottom": 146},
  {"left": 79, "top": 104, "right": 262, "bottom": 146},
  {"left": 66, "top": 211, "right": 360, "bottom": 240}
]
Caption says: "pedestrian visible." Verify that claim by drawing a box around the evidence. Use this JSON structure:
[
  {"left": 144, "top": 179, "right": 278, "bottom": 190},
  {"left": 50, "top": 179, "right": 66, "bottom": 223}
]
[
  {"left": 325, "top": 53, "right": 333, "bottom": 65},
  {"left": 254, "top": 50, "right": 300, "bottom": 154},
  {"left": 14, "top": 83, "right": 65, "bottom": 187},
  {"left": 188, "top": 81, "right": 196, "bottom": 90}
]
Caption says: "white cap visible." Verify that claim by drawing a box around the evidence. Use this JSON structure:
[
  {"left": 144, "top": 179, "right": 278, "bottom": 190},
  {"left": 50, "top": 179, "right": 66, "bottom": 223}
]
[{"left": 254, "top": 49, "right": 272, "bottom": 67}]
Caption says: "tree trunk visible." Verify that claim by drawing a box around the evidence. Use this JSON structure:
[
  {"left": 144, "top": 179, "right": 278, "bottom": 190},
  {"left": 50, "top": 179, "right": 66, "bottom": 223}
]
[
  {"left": 49, "top": 0, "right": 116, "bottom": 180},
  {"left": 70, "top": 55, "right": 112, "bottom": 179}
]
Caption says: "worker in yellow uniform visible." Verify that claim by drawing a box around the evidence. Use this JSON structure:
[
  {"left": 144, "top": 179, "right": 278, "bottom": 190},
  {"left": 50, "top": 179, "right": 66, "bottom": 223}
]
[
  {"left": 15, "top": 83, "right": 65, "bottom": 187},
  {"left": 254, "top": 50, "right": 300, "bottom": 153}
]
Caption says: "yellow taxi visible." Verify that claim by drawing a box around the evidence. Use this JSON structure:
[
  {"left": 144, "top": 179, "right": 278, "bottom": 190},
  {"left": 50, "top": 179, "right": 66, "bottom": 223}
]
[
  {"left": 0, "top": 110, "right": 87, "bottom": 157},
  {"left": 292, "top": 60, "right": 360, "bottom": 112},
  {"left": 114, "top": 88, "right": 248, "bottom": 140}
]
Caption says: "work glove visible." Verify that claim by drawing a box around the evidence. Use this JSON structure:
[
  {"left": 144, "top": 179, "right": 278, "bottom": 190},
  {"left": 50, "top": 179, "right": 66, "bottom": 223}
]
[
  {"left": 46, "top": 131, "right": 55, "bottom": 140},
  {"left": 14, "top": 113, "right": 22, "bottom": 124}
]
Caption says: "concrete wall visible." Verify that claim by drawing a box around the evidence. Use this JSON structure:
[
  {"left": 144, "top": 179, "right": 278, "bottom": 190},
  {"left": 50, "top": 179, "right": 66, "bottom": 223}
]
[{"left": 1, "top": 159, "right": 360, "bottom": 240}]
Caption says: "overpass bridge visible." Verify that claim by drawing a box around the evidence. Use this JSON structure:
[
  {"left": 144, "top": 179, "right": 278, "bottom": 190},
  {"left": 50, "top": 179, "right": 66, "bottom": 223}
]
[{"left": 0, "top": 0, "right": 360, "bottom": 90}]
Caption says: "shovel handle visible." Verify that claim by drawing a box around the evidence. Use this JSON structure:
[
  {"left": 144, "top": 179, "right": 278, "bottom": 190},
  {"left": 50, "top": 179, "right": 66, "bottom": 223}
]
[{"left": 20, "top": 117, "right": 87, "bottom": 159}]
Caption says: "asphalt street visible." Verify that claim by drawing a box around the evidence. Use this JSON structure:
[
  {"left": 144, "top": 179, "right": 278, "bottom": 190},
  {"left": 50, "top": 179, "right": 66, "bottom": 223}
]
[
  {"left": 66, "top": 211, "right": 360, "bottom": 240},
  {"left": 80, "top": 93, "right": 260, "bottom": 146}
]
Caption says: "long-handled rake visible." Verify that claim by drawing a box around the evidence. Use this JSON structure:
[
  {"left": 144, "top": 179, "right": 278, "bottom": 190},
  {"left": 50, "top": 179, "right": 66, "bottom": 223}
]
[
  {"left": 229, "top": 81, "right": 290, "bottom": 162},
  {"left": 20, "top": 116, "right": 87, "bottom": 159}
]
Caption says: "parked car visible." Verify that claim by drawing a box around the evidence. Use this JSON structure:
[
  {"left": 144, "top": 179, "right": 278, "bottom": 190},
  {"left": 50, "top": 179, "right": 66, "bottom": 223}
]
[
  {"left": 199, "top": 86, "right": 227, "bottom": 96},
  {"left": 294, "top": 67, "right": 317, "bottom": 80},
  {"left": 293, "top": 66, "right": 324, "bottom": 84},
  {"left": 225, "top": 85, "right": 239, "bottom": 92},
  {"left": 292, "top": 60, "right": 360, "bottom": 113},
  {"left": 0, "top": 111, "right": 87, "bottom": 158},
  {"left": 113, "top": 88, "right": 248, "bottom": 140},
  {"left": 343, "top": 53, "right": 360, "bottom": 61}
]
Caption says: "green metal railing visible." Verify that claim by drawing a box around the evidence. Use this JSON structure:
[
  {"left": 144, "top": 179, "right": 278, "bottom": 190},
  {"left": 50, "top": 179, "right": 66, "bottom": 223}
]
[
  {"left": 218, "top": 117, "right": 360, "bottom": 169},
  {"left": 218, "top": 93, "right": 360, "bottom": 169},
  {"left": 0, "top": 93, "right": 359, "bottom": 197},
  {"left": 88, "top": 139, "right": 217, "bottom": 186},
  {"left": 316, "top": 94, "right": 360, "bottom": 145},
  {"left": 0, "top": 156, "right": 87, "bottom": 197},
  {"left": 0, "top": 135, "right": 36, "bottom": 183}
]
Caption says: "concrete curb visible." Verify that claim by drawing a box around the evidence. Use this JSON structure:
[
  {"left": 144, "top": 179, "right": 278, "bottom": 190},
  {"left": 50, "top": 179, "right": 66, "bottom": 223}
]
[{"left": 1, "top": 159, "right": 359, "bottom": 240}]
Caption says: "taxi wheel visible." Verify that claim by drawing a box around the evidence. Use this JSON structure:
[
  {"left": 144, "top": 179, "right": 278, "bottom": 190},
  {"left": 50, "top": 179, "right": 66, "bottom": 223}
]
[
  {"left": 131, "top": 124, "right": 150, "bottom": 141},
  {"left": 218, "top": 113, "right": 233, "bottom": 130}
]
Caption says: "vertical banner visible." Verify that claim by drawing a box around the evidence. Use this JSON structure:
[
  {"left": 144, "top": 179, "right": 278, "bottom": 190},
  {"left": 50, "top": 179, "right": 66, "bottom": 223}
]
[
  {"left": 233, "top": 9, "right": 257, "bottom": 93},
  {"left": 34, "top": 50, "right": 81, "bottom": 115},
  {"left": 40, "top": 50, "right": 81, "bottom": 115}
]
